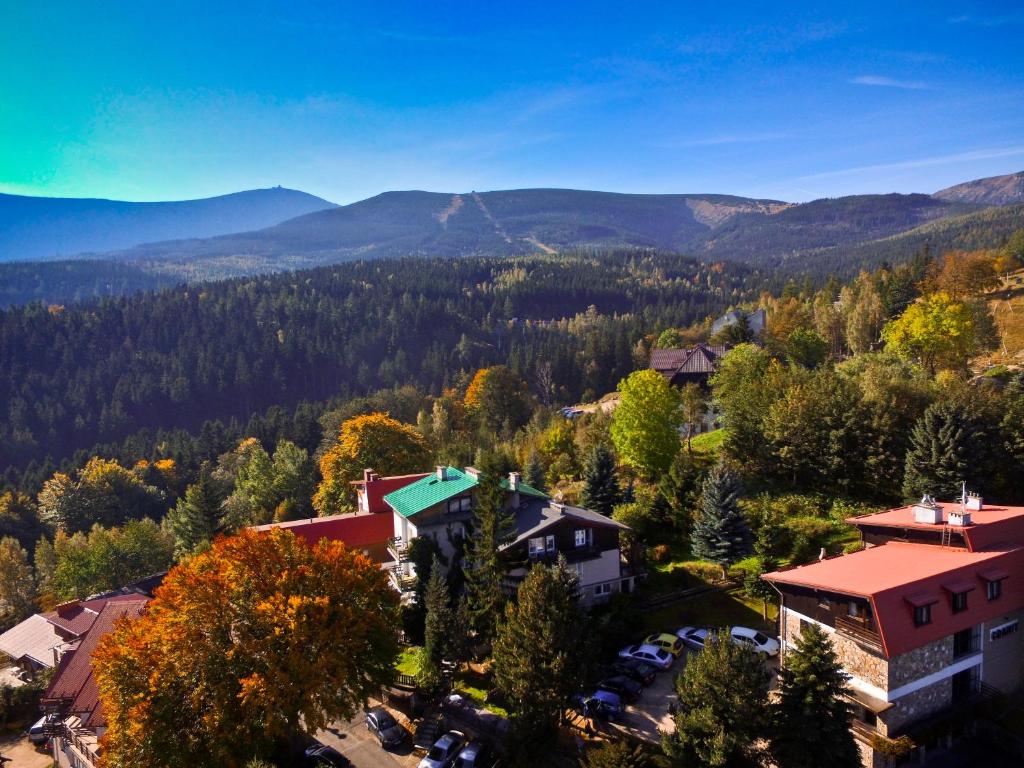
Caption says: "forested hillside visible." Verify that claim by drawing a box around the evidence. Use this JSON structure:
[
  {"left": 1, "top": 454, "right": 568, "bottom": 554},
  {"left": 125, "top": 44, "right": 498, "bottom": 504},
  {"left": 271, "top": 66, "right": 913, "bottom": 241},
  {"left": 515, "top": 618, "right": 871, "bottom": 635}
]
[{"left": 0, "top": 250, "right": 767, "bottom": 482}]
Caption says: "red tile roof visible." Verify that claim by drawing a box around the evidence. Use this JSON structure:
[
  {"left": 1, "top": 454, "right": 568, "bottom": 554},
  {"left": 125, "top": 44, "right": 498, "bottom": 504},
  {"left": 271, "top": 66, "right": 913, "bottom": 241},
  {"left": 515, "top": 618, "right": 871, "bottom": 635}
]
[
  {"left": 43, "top": 598, "right": 148, "bottom": 728},
  {"left": 766, "top": 542, "right": 1024, "bottom": 657},
  {"left": 252, "top": 511, "right": 394, "bottom": 550},
  {"left": 43, "top": 594, "right": 152, "bottom": 637},
  {"left": 849, "top": 502, "right": 1024, "bottom": 552},
  {"left": 351, "top": 472, "right": 428, "bottom": 514}
]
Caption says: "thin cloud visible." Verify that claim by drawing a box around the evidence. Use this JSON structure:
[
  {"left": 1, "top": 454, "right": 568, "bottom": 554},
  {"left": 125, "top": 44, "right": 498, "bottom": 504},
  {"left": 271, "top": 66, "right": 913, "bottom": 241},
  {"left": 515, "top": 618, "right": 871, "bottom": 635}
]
[
  {"left": 947, "top": 13, "right": 1023, "bottom": 27},
  {"left": 797, "top": 146, "right": 1024, "bottom": 182},
  {"left": 850, "top": 75, "right": 930, "bottom": 90}
]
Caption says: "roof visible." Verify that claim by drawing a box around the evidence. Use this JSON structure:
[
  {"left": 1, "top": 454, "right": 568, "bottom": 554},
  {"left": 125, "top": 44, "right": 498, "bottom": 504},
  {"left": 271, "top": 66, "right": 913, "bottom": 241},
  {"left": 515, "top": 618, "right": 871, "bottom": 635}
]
[
  {"left": 44, "top": 598, "right": 148, "bottom": 729},
  {"left": 650, "top": 344, "right": 727, "bottom": 377},
  {"left": 383, "top": 467, "right": 547, "bottom": 519},
  {"left": 0, "top": 614, "right": 70, "bottom": 668},
  {"left": 43, "top": 594, "right": 150, "bottom": 638},
  {"left": 351, "top": 472, "right": 428, "bottom": 514},
  {"left": 849, "top": 501, "right": 1024, "bottom": 552},
  {"left": 251, "top": 511, "right": 394, "bottom": 549},
  {"left": 504, "top": 499, "right": 629, "bottom": 547},
  {"left": 766, "top": 542, "right": 1024, "bottom": 657}
]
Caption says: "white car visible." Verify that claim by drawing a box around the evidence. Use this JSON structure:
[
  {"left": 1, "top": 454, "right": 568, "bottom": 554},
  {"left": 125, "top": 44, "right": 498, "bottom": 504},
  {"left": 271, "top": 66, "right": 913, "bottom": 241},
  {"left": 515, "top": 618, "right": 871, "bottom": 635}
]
[
  {"left": 730, "top": 626, "right": 780, "bottom": 657},
  {"left": 676, "top": 626, "right": 779, "bottom": 657},
  {"left": 617, "top": 643, "right": 673, "bottom": 670}
]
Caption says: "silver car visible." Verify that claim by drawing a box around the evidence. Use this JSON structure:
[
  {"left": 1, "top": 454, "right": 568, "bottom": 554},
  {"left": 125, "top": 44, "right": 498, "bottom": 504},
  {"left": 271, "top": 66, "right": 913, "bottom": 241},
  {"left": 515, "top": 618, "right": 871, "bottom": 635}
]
[
  {"left": 418, "top": 731, "right": 466, "bottom": 768},
  {"left": 616, "top": 642, "right": 673, "bottom": 670}
]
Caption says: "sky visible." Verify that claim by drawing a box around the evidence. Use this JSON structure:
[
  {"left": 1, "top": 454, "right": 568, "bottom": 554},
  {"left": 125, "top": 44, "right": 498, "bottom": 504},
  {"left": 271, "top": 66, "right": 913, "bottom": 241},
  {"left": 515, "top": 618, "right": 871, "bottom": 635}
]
[{"left": 1, "top": 1, "right": 1023, "bottom": 204}]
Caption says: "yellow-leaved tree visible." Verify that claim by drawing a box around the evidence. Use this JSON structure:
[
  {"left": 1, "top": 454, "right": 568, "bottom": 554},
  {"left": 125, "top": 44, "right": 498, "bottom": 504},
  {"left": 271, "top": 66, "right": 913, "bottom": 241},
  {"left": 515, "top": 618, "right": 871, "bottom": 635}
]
[
  {"left": 313, "top": 412, "right": 431, "bottom": 514},
  {"left": 93, "top": 528, "right": 401, "bottom": 767},
  {"left": 881, "top": 292, "right": 976, "bottom": 373}
]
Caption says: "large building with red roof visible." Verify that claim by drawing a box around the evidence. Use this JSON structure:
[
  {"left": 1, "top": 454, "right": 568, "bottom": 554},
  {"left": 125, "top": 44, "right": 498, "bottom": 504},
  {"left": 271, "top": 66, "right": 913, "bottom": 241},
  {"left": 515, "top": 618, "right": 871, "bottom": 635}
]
[{"left": 766, "top": 495, "right": 1024, "bottom": 767}]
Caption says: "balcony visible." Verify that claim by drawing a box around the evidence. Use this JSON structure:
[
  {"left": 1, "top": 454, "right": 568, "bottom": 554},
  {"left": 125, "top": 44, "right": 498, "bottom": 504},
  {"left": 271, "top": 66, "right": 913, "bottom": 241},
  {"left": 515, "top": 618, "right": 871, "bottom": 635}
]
[
  {"left": 836, "top": 615, "right": 885, "bottom": 655},
  {"left": 389, "top": 565, "right": 416, "bottom": 593},
  {"left": 528, "top": 544, "right": 605, "bottom": 565},
  {"left": 388, "top": 537, "right": 409, "bottom": 564}
]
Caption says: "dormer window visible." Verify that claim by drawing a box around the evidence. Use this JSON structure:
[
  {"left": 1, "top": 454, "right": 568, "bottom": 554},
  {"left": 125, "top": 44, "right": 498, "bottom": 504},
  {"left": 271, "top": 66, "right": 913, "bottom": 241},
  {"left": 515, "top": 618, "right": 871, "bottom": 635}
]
[
  {"left": 914, "top": 604, "right": 932, "bottom": 626},
  {"left": 951, "top": 591, "right": 969, "bottom": 613},
  {"left": 987, "top": 580, "right": 1003, "bottom": 601},
  {"left": 980, "top": 568, "right": 1008, "bottom": 602}
]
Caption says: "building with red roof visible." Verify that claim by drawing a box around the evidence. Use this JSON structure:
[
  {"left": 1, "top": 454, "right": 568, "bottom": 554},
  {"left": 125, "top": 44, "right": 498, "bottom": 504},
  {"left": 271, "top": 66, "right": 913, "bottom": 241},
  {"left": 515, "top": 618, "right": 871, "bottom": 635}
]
[
  {"left": 765, "top": 495, "right": 1024, "bottom": 767},
  {"left": 41, "top": 597, "right": 148, "bottom": 768}
]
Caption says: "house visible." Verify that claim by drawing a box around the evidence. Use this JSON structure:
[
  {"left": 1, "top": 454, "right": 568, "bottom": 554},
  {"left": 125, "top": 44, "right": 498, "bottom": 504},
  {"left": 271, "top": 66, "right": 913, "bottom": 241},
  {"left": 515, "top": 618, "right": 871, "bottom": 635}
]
[
  {"left": 383, "top": 466, "right": 633, "bottom": 604},
  {"left": 711, "top": 307, "right": 766, "bottom": 336},
  {"left": 40, "top": 597, "right": 149, "bottom": 768},
  {"left": 0, "top": 593, "right": 157, "bottom": 677},
  {"left": 765, "top": 494, "right": 1024, "bottom": 767},
  {"left": 351, "top": 468, "right": 430, "bottom": 514},
  {"left": 649, "top": 344, "right": 727, "bottom": 434},
  {"left": 251, "top": 510, "right": 396, "bottom": 565}
]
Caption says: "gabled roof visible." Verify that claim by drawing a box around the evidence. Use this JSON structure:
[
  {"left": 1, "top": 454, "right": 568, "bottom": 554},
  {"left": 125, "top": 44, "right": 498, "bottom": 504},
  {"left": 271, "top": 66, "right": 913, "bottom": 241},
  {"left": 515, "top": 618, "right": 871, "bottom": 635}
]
[
  {"left": 650, "top": 344, "right": 727, "bottom": 377},
  {"left": 350, "top": 472, "right": 429, "bottom": 514},
  {"left": 0, "top": 613, "right": 70, "bottom": 668},
  {"left": 383, "top": 467, "right": 547, "bottom": 519},
  {"left": 765, "top": 541, "right": 1024, "bottom": 657},
  {"left": 44, "top": 598, "right": 148, "bottom": 728},
  {"left": 504, "top": 499, "right": 629, "bottom": 547},
  {"left": 252, "top": 512, "right": 394, "bottom": 550},
  {"left": 43, "top": 593, "right": 150, "bottom": 638}
]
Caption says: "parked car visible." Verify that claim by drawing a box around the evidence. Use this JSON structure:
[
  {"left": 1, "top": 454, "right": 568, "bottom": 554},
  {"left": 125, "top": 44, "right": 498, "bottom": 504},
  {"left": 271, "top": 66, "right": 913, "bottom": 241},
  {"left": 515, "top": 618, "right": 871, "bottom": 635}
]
[
  {"left": 365, "top": 706, "right": 405, "bottom": 748},
  {"left": 574, "top": 689, "right": 624, "bottom": 721},
  {"left": 644, "top": 632, "right": 685, "bottom": 657},
  {"left": 27, "top": 716, "right": 47, "bottom": 745},
  {"left": 730, "top": 626, "right": 780, "bottom": 657},
  {"left": 419, "top": 731, "right": 466, "bottom": 768},
  {"left": 596, "top": 675, "right": 643, "bottom": 702},
  {"left": 304, "top": 744, "right": 351, "bottom": 767},
  {"left": 611, "top": 658, "right": 658, "bottom": 686},
  {"left": 453, "top": 739, "right": 494, "bottom": 768},
  {"left": 617, "top": 643, "right": 673, "bottom": 670},
  {"left": 676, "top": 626, "right": 711, "bottom": 651}
]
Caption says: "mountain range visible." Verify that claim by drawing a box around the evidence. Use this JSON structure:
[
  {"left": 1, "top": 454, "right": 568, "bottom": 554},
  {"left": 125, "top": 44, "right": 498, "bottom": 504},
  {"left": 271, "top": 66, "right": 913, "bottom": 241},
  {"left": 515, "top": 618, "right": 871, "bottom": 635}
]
[{"left": 2, "top": 170, "right": 1023, "bottom": 283}]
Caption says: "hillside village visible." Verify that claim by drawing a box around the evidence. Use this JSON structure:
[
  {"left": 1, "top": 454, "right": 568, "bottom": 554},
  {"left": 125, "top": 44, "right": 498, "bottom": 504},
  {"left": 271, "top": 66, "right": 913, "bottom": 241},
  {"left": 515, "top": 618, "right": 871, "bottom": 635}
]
[{"left": 3, "top": 239, "right": 1024, "bottom": 768}]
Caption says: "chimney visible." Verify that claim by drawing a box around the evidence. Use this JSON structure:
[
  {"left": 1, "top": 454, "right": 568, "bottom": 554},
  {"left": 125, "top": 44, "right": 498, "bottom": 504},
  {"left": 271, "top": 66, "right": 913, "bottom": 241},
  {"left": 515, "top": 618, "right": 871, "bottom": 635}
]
[
  {"left": 966, "top": 493, "right": 983, "bottom": 512},
  {"left": 55, "top": 600, "right": 80, "bottom": 619},
  {"left": 913, "top": 495, "right": 943, "bottom": 525},
  {"left": 508, "top": 471, "right": 521, "bottom": 491},
  {"left": 363, "top": 468, "right": 379, "bottom": 483},
  {"left": 464, "top": 466, "right": 481, "bottom": 479},
  {"left": 818, "top": 547, "right": 827, "bottom": 561},
  {"left": 436, "top": 466, "right": 448, "bottom": 481}
]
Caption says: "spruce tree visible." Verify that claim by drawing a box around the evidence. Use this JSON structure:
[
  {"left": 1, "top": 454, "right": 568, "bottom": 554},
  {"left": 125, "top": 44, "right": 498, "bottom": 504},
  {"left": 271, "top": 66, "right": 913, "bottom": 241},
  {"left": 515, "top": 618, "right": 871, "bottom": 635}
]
[
  {"left": 524, "top": 451, "right": 547, "bottom": 493},
  {"left": 164, "top": 465, "right": 223, "bottom": 559},
  {"left": 663, "top": 631, "right": 771, "bottom": 767},
  {"left": 580, "top": 444, "right": 621, "bottom": 516},
  {"left": 493, "top": 559, "right": 584, "bottom": 757},
  {"left": 692, "top": 462, "right": 752, "bottom": 565},
  {"left": 463, "top": 473, "right": 515, "bottom": 643},
  {"left": 420, "top": 555, "right": 454, "bottom": 694},
  {"left": 771, "top": 624, "right": 860, "bottom": 768},
  {"left": 903, "top": 401, "right": 990, "bottom": 500}
]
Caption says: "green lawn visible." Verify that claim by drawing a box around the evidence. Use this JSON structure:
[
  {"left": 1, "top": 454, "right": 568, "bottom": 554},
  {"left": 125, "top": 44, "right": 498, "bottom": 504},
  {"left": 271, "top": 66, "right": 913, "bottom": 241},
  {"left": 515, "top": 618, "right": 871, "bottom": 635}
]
[
  {"left": 396, "top": 646, "right": 420, "bottom": 677},
  {"left": 453, "top": 667, "right": 509, "bottom": 718},
  {"left": 689, "top": 429, "right": 725, "bottom": 457},
  {"left": 639, "top": 588, "right": 777, "bottom": 637}
]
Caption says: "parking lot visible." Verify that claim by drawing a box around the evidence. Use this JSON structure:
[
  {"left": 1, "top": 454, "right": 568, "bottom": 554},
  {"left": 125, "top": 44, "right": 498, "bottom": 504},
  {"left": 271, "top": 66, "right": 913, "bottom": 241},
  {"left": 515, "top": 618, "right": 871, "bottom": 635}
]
[{"left": 315, "top": 713, "right": 419, "bottom": 768}]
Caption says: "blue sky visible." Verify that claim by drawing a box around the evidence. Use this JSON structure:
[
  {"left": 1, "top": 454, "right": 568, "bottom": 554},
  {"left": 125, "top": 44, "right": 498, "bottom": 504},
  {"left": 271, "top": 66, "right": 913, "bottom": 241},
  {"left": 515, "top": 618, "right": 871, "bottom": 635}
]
[{"left": 2, "top": 1, "right": 1022, "bottom": 203}]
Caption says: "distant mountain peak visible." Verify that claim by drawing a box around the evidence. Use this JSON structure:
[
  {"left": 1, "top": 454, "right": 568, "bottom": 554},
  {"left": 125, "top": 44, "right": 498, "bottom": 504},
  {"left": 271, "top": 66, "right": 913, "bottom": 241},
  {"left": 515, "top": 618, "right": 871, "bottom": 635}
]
[{"left": 933, "top": 170, "right": 1024, "bottom": 206}]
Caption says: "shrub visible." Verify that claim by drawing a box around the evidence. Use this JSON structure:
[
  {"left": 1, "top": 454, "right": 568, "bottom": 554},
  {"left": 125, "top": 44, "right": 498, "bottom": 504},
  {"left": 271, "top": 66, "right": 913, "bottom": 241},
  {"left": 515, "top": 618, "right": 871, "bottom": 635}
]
[
  {"left": 843, "top": 541, "right": 865, "bottom": 554},
  {"left": 726, "top": 556, "right": 760, "bottom": 584},
  {"left": 650, "top": 544, "right": 671, "bottom": 563},
  {"left": 682, "top": 561, "right": 725, "bottom": 583},
  {"left": 786, "top": 516, "right": 834, "bottom": 564}
]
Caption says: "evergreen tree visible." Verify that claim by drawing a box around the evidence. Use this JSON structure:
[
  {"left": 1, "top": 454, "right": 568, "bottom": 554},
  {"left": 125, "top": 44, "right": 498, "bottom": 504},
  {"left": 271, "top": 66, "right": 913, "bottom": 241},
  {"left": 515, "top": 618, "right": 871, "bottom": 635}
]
[
  {"left": 164, "top": 465, "right": 224, "bottom": 559},
  {"left": 524, "top": 451, "right": 546, "bottom": 493},
  {"left": 463, "top": 473, "right": 515, "bottom": 643},
  {"left": 663, "top": 631, "right": 771, "bottom": 767},
  {"left": 579, "top": 444, "right": 621, "bottom": 516},
  {"left": 585, "top": 739, "right": 649, "bottom": 768},
  {"left": 419, "top": 556, "right": 453, "bottom": 694},
  {"left": 493, "top": 559, "right": 584, "bottom": 757},
  {"left": 902, "top": 401, "right": 991, "bottom": 500},
  {"left": 692, "top": 463, "right": 752, "bottom": 565},
  {"left": 771, "top": 624, "right": 860, "bottom": 768}
]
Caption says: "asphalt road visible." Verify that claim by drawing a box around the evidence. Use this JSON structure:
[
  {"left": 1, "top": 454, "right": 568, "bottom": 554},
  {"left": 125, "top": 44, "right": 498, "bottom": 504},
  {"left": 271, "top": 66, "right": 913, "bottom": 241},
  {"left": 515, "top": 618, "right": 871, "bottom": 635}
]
[{"left": 314, "top": 714, "right": 420, "bottom": 768}]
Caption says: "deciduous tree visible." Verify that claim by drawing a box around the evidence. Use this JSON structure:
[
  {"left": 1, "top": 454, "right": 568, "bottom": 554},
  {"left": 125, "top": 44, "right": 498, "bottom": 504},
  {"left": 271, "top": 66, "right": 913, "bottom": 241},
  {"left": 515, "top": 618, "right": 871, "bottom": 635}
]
[
  {"left": 314, "top": 413, "right": 431, "bottom": 514},
  {"left": 0, "top": 537, "right": 34, "bottom": 630},
  {"left": 464, "top": 365, "right": 534, "bottom": 434},
  {"left": 679, "top": 382, "right": 709, "bottom": 453},
  {"left": 610, "top": 369, "right": 682, "bottom": 478},
  {"left": 881, "top": 292, "right": 976, "bottom": 373},
  {"left": 93, "top": 528, "right": 401, "bottom": 767}
]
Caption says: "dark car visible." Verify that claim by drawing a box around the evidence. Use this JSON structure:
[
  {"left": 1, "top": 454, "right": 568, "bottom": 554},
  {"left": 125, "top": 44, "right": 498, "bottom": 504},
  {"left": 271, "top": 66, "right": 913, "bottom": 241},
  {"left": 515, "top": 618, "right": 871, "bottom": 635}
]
[
  {"left": 365, "top": 706, "right": 405, "bottom": 748},
  {"left": 304, "top": 744, "right": 351, "bottom": 767},
  {"left": 453, "top": 739, "right": 494, "bottom": 768},
  {"left": 573, "top": 690, "right": 623, "bottom": 721},
  {"left": 596, "top": 675, "right": 643, "bottom": 702},
  {"left": 611, "top": 658, "right": 657, "bottom": 686}
]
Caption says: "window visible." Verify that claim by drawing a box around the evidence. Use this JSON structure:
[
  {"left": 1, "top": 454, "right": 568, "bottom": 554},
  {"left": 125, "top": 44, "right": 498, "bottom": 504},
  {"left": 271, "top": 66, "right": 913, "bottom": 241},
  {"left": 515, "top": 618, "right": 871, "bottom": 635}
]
[
  {"left": 817, "top": 594, "right": 831, "bottom": 609},
  {"left": 446, "top": 497, "right": 472, "bottom": 515},
  {"left": 848, "top": 601, "right": 861, "bottom": 618},
  {"left": 594, "top": 583, "right": 612, "bottom": 597},
  {"left": 914, "top": 604, "right": 932, "bottom": 627},
  {"left": 528, "top": 535, "right": 556, "bottom": 557},
  {"left": 951, "top": 591, "right": 969, "bottom": 613},
  {"left": 953, "top": 627, "right": 979, "bottom": 658},
  {"left": 987, "top": 579, "right": 1003, "bottom": 601},
  {"left": 574, "top": 528, "right": 592, "bottom": 548}
]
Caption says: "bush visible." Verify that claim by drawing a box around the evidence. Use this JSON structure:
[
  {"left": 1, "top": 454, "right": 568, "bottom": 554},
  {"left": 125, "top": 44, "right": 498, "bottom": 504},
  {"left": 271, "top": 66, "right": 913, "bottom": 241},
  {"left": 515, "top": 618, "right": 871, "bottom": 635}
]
[
  {"left": 726, "top": 556, "right": 760, "bottom": 584},
  {"left": 843, "top": 541, "right": 865, "bottom": 554},
  {"left": 786, "top": 517, "right": 834, "bottom": 564},
  {"left": 681, "top": 561, "right": 725, "bottom": 583},
  {"left": 650, "top": 544, "right": 670, "bottom": 563}
]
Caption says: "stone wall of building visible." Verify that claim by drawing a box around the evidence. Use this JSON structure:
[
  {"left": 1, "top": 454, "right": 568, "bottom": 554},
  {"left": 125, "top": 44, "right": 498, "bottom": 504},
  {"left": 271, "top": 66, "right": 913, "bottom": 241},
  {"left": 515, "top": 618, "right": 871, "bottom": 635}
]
[
  {"left": 780, "top": 607, "right": 888, "bottom": 690},
  {"left": 879, "top": 677, "right": 953, "bottom": 736},
  {"left": 888, "top": 634, "right": 953, "bottom": 689}
]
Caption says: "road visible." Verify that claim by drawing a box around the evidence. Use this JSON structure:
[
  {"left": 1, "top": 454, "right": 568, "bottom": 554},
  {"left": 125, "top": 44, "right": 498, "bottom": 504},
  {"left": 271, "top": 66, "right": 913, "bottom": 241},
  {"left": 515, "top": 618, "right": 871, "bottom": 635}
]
[{"left": 314, "top": 714, "right": 419, "bottom": 768}]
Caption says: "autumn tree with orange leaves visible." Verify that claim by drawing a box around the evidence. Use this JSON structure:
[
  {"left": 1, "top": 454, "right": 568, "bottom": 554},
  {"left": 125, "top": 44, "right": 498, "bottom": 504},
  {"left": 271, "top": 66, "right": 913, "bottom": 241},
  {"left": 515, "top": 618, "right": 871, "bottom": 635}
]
[
  {"left": 93, "top": 528, "right": 401, "bottom": 767},
  {"left": 313, "top": 412, "right": 431, "bottom": 514}
]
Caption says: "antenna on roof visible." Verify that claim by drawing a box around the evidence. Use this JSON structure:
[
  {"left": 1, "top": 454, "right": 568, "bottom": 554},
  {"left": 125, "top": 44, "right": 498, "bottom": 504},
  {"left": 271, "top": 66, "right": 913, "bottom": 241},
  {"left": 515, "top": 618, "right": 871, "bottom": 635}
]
[{"left": 961, "top": 481, "right": 968, "bottom": 508}]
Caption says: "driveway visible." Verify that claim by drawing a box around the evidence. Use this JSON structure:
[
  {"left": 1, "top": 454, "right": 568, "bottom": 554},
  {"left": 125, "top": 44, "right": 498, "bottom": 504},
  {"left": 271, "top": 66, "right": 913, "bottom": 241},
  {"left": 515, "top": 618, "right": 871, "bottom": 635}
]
[
  {"left": 315, "top": 711, "right": 419, "bottom": 768},
  {"left": 0, "top": 735, "right": 52, "bottom": 768}
]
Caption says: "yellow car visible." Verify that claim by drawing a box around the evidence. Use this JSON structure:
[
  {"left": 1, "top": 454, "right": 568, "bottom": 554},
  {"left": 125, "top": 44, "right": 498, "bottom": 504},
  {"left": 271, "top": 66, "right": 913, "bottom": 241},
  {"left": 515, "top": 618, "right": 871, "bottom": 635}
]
[{"left": 644, "top": 632, "right": 684, "bottom": 657}]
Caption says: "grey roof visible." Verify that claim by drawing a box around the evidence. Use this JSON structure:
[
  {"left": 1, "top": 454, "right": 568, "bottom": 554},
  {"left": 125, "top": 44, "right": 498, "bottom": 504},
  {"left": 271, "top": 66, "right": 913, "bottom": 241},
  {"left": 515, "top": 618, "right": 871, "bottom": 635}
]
[
  {"left": 650, "top": 344, "right": 727, "bottom": 377},
  {"left": 505, "top": 499, "right": 629, "bottom": 548},
  {"left": 0, "top": 613, "right": 70, "bottom": 668}
]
